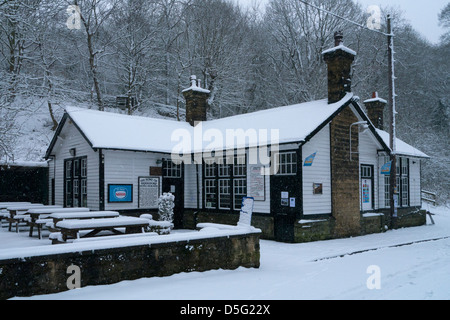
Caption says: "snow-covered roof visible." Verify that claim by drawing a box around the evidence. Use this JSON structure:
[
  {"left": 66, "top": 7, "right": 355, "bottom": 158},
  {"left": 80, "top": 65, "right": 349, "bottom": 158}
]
[
  {"left": 65, "top": 106, "right": 193, "bottom": 154},
  {"left": 375, "top": 129, "right": 430, "bottom": 158},
  {"left": 62, "top": 93, "right": 354, "bottom": 154},
  {"left": 364, "top": 97, "right": 387, "bottom": 104},
  {"left": 322, "top": 44, "right": 357, "bottom": 56},
  {"left": 0, "top": 160, "right": 48, "bottom": 168}
]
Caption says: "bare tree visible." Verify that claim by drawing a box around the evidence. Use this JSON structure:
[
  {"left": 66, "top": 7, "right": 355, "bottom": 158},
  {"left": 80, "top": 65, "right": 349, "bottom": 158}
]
[{"left": 73, "top": 0, "right": 119, "bottom": 111}]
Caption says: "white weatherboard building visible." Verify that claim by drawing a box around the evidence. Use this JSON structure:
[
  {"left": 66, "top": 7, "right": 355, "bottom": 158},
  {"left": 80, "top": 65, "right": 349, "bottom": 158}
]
[{"left": 45, "top": 33, "right": 429, "bottom": 242}]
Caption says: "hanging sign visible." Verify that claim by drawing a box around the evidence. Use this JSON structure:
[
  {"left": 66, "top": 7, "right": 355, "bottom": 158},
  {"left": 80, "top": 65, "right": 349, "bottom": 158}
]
[
  {"left": 304, "top": 152, "right": 317, "bottom": 167},
  {"left": 381, "top": 161, "right": 392, "bottom": 175}
]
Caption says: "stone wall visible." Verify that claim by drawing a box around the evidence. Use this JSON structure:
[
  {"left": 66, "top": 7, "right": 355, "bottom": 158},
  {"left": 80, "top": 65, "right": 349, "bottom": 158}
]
[
  {"left": 294, "top": 219, "right": 335, "bottom": 243},
  {"left": 0, "top": 231, "right": 261, "bottom": 300}
]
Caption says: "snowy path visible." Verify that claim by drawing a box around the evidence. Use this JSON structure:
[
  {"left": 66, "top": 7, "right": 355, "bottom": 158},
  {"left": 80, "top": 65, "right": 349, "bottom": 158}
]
[{"left": 4, "top": 206, "right": 450, "bottom": 300}]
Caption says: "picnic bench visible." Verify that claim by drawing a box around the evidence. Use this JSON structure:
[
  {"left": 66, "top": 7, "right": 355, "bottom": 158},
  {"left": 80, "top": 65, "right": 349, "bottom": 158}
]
[
  {"left": 27, "top": 207, "right": 90, "bottom": 239},
  {"left": 0, "top": 202, "right": 31, "bottom": 210},
  {"left": 52, "top": 216, "right": 151, "bottom": 244},
  {"left": 5, "top": 204, "right": 61, "bottom": 232},
  {"left": 0, "top": 202, "right": 30, "bottom": 224}
]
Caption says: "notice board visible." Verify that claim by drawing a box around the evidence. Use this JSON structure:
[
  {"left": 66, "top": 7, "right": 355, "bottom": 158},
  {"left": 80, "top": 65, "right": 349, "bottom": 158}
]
[{"left": 138, "top": 177, "right": 160, "bottom": 209}]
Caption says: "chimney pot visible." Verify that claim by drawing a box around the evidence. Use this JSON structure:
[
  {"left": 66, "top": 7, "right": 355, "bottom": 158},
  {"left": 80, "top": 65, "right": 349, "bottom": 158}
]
[
  {"left": 183, "top": 75, "right": 210, "bottom": 126},
  {"left": 334, "top": 31, "right": 344, "bottom": 46},
  {"left": 364, "top": 92, "right": 387, "bottom": 130},
  {"left": 190, "top": 75, "right": 197, "bottom": 87},
  {"left": 323, "top": 31, "right": 356, "bottom": 104}
]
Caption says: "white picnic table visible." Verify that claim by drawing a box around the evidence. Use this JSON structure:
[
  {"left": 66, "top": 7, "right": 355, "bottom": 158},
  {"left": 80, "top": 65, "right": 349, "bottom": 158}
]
[
  {"left": 6, "top": 205, "right": 62, "bottom": 232},
  {"left": 27, "top": 207, "right": 91, "bottom": 238},
  {"left": 54, "top": 216, "right": 151, "bottom": 243},
  {"left": 0, "top": 202, "right": 31, "bottom": 210}
]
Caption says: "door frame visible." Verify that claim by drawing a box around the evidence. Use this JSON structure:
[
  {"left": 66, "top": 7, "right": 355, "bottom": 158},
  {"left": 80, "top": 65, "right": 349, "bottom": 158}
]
[
  {"left": 270, "top": 148, "right": 302, "bottom": 242},
  {"left": 360, "top": 164, "right": 374, "bottom": 212},
  {"left": 162, "top": 159, "right": 185, "bottom": 229}
]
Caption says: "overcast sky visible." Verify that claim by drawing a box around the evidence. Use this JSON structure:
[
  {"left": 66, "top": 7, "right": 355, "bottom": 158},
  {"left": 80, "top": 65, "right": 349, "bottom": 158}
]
[{"left": 237, "top": 0, "right": 448, "bottom": 44}]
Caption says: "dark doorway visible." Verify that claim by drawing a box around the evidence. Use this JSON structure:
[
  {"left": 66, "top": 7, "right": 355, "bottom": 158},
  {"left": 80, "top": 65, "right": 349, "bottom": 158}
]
[
  {"left": 162, "top": 160, "right": 184, "bottom": 229},
  {"left": 270, "top": 150, "right": 302, "bottom": 243}
]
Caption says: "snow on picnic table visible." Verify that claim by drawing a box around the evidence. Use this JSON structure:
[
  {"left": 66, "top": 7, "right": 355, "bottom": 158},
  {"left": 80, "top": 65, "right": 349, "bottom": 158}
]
[{"left": 3, "top": 205, "right": 450, "bottom": 300}]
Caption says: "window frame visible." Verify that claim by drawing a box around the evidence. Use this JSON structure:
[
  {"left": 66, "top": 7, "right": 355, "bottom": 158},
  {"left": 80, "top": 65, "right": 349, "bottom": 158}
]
[{"left": 203, "top": 154, "right": 248, "bottom": 212}]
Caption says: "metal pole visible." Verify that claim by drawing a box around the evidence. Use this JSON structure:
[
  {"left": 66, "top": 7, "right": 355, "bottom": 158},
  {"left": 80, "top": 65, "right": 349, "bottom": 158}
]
[{"left": 387, "top": 15, "right": 397, "bottom": 228}]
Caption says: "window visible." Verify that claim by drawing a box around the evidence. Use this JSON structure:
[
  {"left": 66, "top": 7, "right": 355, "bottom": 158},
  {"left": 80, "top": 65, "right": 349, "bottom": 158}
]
[
  {"left": 384, "top": 176, "right": 390, "bottom": 208},
  {"left": 361, "top": 166, "right": 372, "bottom": 178},
  {"left": 275, "top": 151, "right": 297, "bottom": 175},
  {"left": 233, "top": 178, "right": 247, "bottom": 210},
  {"left": 383, "top": 157, "right": 409, "bottom": 208},
  {"left": 399, "top": 157, "right": 409, "bottom": 207},
  {"left": 81, "top": 158, "right": 87, "bottom": 207},
  {"left": 163, "top": 160, "right": 182, "bottom": 178},
  {"left": 203, "top": 155, "right": 247, "bottom": 211},
  {"left": 204, "top": 179, "right": 217, "bottom": 209},
  {"left": 219, "top": 179, "right": 231, "bottom": 209}
]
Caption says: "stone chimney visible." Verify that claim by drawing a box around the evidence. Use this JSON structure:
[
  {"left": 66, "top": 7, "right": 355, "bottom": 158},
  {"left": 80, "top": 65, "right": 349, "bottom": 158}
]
[
  {"left": 364, "top": 92, "right": 387, "bottom": 130},
  {"left": 182, "top": 75, "right": 210, "bottom": 126},
  {"left": 322, "top": 31, "right": 356, "bottom": 104}
]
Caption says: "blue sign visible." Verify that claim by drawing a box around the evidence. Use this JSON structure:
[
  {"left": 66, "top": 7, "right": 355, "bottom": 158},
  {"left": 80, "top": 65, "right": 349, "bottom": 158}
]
[
  {"left": 108, "top": 184, "right": 133, "bottom": 203},
  {"left": 381, "top": 161, "right": 392, "bottom": 175},
  {"left": 304, "top": 152, "right": 317, "bottom": 167}
]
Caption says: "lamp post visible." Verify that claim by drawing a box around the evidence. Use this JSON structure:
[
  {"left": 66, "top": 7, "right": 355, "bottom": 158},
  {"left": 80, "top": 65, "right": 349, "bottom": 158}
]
[{"left": 387, "top": 15, "right": 398, "bottom": 228}]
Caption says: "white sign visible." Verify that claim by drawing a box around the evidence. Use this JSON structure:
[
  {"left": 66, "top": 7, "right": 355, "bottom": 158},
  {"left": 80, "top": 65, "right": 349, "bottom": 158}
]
[
  {"left": 139, "top": 177, "right": 160, "bottom": 209},
  {"left": 248, "top": 165, "right": 265, "bottom": 201},
  {"left": 238, "top": 197, "right": 254, "bottom": 227}
]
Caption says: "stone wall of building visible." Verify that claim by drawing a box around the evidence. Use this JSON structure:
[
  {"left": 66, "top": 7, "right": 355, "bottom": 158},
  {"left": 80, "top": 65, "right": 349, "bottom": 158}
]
[{"left": 330, "top": 106, "right": 361, "bottom": 238}]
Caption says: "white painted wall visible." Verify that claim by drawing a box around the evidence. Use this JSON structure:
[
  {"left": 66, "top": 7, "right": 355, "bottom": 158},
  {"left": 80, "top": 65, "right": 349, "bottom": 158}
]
[
  {"left": 103, "top": 150, "right": 165, "bottom": 211},
  {"left": 302, "top": 124, "right": 331, "bottom": 215},
  {"left": 50, "top": 120, "right": 100, "bottom": 210}
]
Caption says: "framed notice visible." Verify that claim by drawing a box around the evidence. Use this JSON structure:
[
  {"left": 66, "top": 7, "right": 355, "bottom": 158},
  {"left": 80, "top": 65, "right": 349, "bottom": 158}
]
[
  {"left": 138, "top": 177, "right": 160, "bottom": 209},
  {"left": 248, "top": 165, "right": 265, "bottom": 201},
  {"left": 108, "top": 184, "right": 133, "bottom": 203},
  {"left": 313, "top": 183, "right": 323, "bottom": 195}
]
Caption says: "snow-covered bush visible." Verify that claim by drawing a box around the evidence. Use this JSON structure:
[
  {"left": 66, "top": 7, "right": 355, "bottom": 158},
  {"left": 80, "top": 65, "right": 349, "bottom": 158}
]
[{"left": 158, "top": 192, "right": 175, "bottom": 222}]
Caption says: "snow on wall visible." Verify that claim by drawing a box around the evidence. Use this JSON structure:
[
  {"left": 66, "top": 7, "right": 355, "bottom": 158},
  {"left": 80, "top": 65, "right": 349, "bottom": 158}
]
[{"left": 302, "top": 125, "right": 331, "bottom": 215}]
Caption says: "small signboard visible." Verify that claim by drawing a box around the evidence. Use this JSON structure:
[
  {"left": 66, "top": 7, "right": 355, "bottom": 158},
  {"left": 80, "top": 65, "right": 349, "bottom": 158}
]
[
  {"left": 304, "top": 152, "right": 317, "bottom": 167},
  {"left": 108, "top": 184, "right": 133, "bottom": 203},
  {"left": 381, "top": 161, "right": 392, "bottom": 175}
]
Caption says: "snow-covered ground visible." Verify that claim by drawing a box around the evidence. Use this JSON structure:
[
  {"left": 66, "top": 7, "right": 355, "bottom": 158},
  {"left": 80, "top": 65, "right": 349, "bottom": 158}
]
[{"left": 2, "top": 204, "right": 449, "bottom": 300}]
